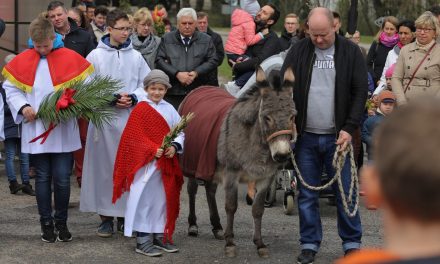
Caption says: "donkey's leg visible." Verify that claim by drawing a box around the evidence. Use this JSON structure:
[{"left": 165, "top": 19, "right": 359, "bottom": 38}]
[
  {"left": 205, "top": 180, "right": 224, "bottom": 240},
  {"left": 252, "top": 175, "right": 275, "bottom": 258},
  {"left": 187, "top": 177, "right": 199, "bottom": 236},
  {"left": 224, "top": 170, "right": 239, "bottom": 257}
]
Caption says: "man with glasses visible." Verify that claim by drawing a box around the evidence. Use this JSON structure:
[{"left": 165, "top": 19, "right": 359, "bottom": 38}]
[
  {"left": 281, "top": 7, "right": 367, "bottom": 264},
  {"left": 279, "top": 13, "right": 300, "bottom": 51},
  {"left": 47, "top": 1, "right": 94, "bottom": 58},
  {"left": 80, "top": 9, "right": 151, "bottom": 238}
]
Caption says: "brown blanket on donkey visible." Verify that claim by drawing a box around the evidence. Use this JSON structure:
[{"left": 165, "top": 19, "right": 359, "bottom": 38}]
[{"left": 179, "top": 86, "right": 235, "bottom": 181}]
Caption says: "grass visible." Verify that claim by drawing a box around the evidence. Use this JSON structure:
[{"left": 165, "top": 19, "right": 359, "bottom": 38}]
[
  {"left": 360, "top": 35, "right": 375, "bottom": 45},
  {"left": 218, "top": 56, "right": 233, "bottom": 82}
]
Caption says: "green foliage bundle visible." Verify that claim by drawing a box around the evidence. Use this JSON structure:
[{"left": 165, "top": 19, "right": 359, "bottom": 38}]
[
  {"left": 161, "top": 112, "right": 195, "bottom": 149},
  {"left": 37, "top": 76, "right": 122, "bottom": 129}
]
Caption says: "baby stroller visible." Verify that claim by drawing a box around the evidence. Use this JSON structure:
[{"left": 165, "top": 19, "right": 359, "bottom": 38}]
[{"left": 265, "top": 168, "right": 297, "bottom": 215}]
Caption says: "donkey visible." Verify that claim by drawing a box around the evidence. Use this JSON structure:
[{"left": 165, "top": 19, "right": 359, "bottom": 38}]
[
  {"left": 179, "top": 66, "right": 296, "bottom": 257},
  {"left": 217, "top": 67, "right": 297, "bottom": 258}
]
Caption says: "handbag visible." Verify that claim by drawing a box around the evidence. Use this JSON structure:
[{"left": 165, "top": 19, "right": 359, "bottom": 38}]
[{"left": 403, "top": 43, "right": 436, "bottom": 94}]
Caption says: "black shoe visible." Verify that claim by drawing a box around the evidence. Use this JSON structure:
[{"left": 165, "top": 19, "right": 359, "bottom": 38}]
[
  {"left": 22, "top": 183, "right": 36, "bottom": 196},
  {"left": 41, "top": 221, "right": 56, "bottom": 243},
  {"left": 55, "top": 222, "right": 72, "bottom": 242},
  {"left": 117, "top": 218, "right": 124, "bottom": 234},
  {"left": 344, "top": 248, "right": 359, "bottom": 256},
  {"left": 9, "top": 181, "right": 24, "bottom": 194},
  {"left": 297, "top": 249, "right": 316, "bottom": 264}
]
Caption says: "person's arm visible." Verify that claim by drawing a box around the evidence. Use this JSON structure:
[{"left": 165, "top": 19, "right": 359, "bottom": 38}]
[
  {"left": 155, "top": 39, "right": 179, "bottom": 77},
  {"left": 243, "top": 22, "right": 263, "bottom": 46},
  {"left": 234, "top": 33, "right": 279, "bottom": 75},
  {"left": 3, "top": 80, "right": 31, "bottom": 124},
  {"left": 391, "top": 50, "right": 407, "bottom": 105},
  {"left": 342, "top": 46, "right": 369, "bottom": 136},
  {"left": 214, "top": 34, "right": 225, "bottom": 67},
  {"left": 366, "top": 41, "right": 377, "bottom": 76},
  {"left": 84, "top": 31, "right": 95, "bottom": 57},
  {"left": 361, "top": 117, "right": 373, "bottom": 147},
  {"left": 193, "top": 39, "right": 219, "bottom": 76}
]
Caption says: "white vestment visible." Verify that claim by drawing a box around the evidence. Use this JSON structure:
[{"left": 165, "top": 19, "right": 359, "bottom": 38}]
[
  {"left": 80, "top": 39, "right": 151, "bottom": 217},
  {"left": 0, "top": 93, "right": 4, "bottom": 141},
  {"left": 4, "top": 59, "right": 80, "bottom": 153},
  {"left": 124, "top": 98, "right": 184, "bottom": 236}
]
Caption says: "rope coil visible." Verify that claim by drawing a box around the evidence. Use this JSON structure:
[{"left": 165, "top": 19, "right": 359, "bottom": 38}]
[{"left": 291, "top": 143, "right": 359, "bottom": 217}]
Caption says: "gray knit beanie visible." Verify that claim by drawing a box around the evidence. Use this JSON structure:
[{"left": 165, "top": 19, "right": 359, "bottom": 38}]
[{"left": 143, "top": 69, "right": 172, "bottom": 89}]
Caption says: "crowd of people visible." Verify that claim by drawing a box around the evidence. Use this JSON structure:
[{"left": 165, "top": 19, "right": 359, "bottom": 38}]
[{"left": 1, "top": 0, "right": 440, "bottom": 263}]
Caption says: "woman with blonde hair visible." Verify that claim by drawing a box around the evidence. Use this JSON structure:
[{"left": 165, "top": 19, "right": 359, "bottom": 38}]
[
  {"left": 392, "top": 11, "right": 440, "bottom": 105},
  {"left": 131, "top": 8, "right": 161, "bottom": 69},
  {"left": 367, "top": 16, "right": 399, "bottom": 85}
]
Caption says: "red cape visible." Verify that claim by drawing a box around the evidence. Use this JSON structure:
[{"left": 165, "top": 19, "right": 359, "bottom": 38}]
[
  {"left": 113, "top": 101, "right": 183, "bottom": 243},
  {"left": 2, "top": 47, "right": 93, "bottom": 93}
]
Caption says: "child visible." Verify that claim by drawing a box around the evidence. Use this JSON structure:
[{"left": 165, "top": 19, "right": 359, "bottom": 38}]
[
  {"left": 1, "top": 57, "right": 34, "bottom": 195},
  {"left": 113, "top": 69, "right": 184, "bottom": 257},
  {"left": 79, "top": 9, "right": 151, "bottom": 238},
  {"left": 384, "top": 63, "right": 395, "bottom": 91},
  {"left": 223, "top": 1, "right": 268, "bottom": 94},
  {"left": 337, "top": 99, "right": 440, "bottom": 264},
  {"left": 362, "top": 90, "right": 396, "bottom": 161},
  {"left": 2, "top": 15, "right": 93, "bottom": 242}
]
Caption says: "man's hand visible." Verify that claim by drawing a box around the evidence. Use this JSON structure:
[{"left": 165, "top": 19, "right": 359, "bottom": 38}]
[
  {"left": 261, "top": 28, "right": 269, "bottom": 35},
  {"left": 336, "top": 130, "right": 352, "bottom": 152},
  {"left": 187, "top": 71, "right": 198, "bottom": 85},
  {"left": 116, "top": 92, "right": 132, "bottom": 108},
  {"left": 22, "top": 106, "right": 36, "bottom": 122},
  {"left": 176, "top": 72, "right": 191, "bottom": 86}
]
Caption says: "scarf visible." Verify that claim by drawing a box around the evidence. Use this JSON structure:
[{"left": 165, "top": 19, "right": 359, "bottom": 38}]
[
  {"left": 113, "top": 101, "right": 183, "bottom": 243},
  {"left": 131, "top": 33, "right": 160, "bottom": 68},
  {"left": 379, "top": 32, "right": 399, "bottom": 47}
]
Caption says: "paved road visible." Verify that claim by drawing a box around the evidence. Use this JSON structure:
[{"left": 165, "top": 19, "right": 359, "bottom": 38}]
[{"left": 0, "top": 160, "right": 382, "bottom": 264}]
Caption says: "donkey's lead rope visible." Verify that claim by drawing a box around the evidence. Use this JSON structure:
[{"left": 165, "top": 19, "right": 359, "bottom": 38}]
[{"left": 290, "top": 143, "right": 359, "bottom": 217}]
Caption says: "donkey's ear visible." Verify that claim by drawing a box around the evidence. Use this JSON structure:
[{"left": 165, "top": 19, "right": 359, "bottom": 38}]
[
  {"left": 283, "top": 67, "right": 295, "bottom": 85},
  {"left": 255, "top": 66, "right": 266, "bottom": 83}
]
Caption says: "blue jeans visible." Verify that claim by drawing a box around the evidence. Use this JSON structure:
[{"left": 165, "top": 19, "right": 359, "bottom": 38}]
[
  {"left": 4, "top": 138, "right": 30, "bottom": 184},
  {"left": 295, "top": 132, "right": 362, "bottom": 252},
  {"left": 33, "top": 152, "right": 73, "bottom": 223}
]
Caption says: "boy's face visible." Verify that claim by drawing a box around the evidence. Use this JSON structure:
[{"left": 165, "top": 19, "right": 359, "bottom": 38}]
[
  {"left": 94, "top": 14, "right": 106, "bottom": 28},
  {"left": 108, "top": 19, "right": 131, "bottom": 46},
  {"left": 146, "top": 83, "right": 167, "bottom": 103},
  {"left": 380, "top": 102, "right": 395, "bottom": 115},
  {"left": 33, "top": 38, "right": 54, "bottom": 56}
]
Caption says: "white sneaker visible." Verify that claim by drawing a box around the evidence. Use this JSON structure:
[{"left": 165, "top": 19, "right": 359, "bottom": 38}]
[{"left": 222, "top": 81, "right": 241, "bottom": 96}]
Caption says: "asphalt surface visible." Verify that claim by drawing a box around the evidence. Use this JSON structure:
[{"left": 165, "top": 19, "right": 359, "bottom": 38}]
[{"left": 0, "top": 158, "right": 383, "bottom": 264}]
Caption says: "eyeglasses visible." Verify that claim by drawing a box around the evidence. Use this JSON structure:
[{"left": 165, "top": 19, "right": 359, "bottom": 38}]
[
  {"left": 416, "top": 28, "right": 434, "bottom": 33},
  {"left": 112, "top": 27, "right": 133, "bottom": 33}
]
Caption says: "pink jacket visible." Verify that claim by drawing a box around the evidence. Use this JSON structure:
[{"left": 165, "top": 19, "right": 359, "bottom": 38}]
[{"left": 224, "top": 9, "right": 263, "bottom": 55}]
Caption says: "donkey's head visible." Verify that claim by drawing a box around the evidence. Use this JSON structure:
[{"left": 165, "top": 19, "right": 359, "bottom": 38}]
[{"left": 254, "top": 66, "right": 297, "bottom": 163}]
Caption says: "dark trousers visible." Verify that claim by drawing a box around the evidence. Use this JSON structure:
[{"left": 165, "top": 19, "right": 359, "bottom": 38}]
[
  {"left": 33, "top": 152, "right": 73, "bottom": 224},
  {"left": 164, "top": 94, "right": 186, "bottom": 110}
]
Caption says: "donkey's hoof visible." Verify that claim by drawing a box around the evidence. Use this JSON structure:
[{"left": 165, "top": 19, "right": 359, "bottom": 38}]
[
  {"left": 225, "top": 246, "right": 237, "bottom": 257},
  {"left": 257, "top": 247, "right": 270, "bottom": 258},
  {"left": 213, "top": 229, "right": 224, "bottom": 240},
  {"left": 188, "top": 225, "right": 198, "bottom": 237}
]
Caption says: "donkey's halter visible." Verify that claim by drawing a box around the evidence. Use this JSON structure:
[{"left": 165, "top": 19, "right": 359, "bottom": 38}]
[
  {"left": 258, "top": 98, "right": 295, "bottom": 143},
  {"left": 266, "top": 130, "right": 294, "bottom": 142}
]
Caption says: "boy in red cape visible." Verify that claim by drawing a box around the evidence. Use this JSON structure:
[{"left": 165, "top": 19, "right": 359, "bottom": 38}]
[
  {"left": 1, "top": 15, "right": 93, "bottom": 243},
  {"left": 113, "top": 69, "right": 184, "bottom": 257},
  {"left": 336, "top": 99, "right": 440, "bottom": 264}
]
